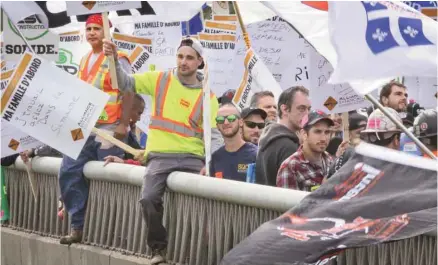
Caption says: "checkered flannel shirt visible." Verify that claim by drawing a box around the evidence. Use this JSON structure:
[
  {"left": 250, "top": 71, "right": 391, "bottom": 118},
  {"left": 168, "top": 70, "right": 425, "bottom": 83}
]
[{"left": 276, "top": 146, "right": 333, "bottom": 191}]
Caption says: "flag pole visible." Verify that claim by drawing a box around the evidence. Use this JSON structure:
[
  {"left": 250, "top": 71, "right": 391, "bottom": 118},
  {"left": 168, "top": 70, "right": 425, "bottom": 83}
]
[
  {"left": 364, "top": 94, "right": 436, "bottom": 160},
  {"left": 233, "top": 1, "right": 251, "bottom": 49}
]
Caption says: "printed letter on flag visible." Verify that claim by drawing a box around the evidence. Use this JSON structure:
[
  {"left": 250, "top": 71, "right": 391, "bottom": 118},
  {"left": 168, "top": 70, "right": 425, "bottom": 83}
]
[
  {"left": 233, "top": 49, "right": 282, "bottom": 110},
  {"left": 328, "top": 1, "right": 438, "bottom": 92},
  {"left": 1, "top": 52, "right": 110, "bottom": 159}
]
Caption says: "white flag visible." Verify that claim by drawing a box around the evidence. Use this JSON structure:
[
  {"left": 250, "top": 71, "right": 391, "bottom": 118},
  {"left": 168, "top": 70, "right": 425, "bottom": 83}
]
[
  {"left": 328, "top": 1, "right": 438, "bottom": 93},
  {"left": 1, "top": 1, "right": 48, "bottom": 28},
  {"left": 232, "top": 48, "right": 282, "bottom": 110}
]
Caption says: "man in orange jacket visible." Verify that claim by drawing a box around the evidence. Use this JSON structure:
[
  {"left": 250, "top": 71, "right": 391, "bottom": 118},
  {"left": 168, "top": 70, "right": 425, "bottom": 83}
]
[{"left": 58, "top": 14, "right": 132, "bottom": 245}]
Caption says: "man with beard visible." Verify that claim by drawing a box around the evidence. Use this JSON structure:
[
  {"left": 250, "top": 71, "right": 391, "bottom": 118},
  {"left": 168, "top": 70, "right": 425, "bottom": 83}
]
[
  {"left": 379, "top": 81, "right": 408, "bottom": 113},
  {"left": 277, "top": 110, "right": 334, "bottom": 191},
  {"left": 255, "top": 86, "right": 311, "bottom": 187},
  {"left": 210, "top": 104, "right": 258, "bottom": 182},
  {"left": 241, "top": 107, "right": 267, "bottom": 145}
]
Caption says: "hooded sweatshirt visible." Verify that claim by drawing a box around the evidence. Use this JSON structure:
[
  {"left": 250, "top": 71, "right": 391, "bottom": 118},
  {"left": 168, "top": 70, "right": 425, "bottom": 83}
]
[{"left": 255, "top": 123, "right": 300, "bottom": 186}]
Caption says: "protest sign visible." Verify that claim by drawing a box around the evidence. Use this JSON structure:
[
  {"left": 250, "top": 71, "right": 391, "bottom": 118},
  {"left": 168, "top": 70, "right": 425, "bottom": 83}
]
[
  {"left": 232, "top": 48, "right": 282, "bottom": 110},
  {"left": 203, "top": 20, "right": 237, "bottom": 35},
  {"left": 212, "top": 15, "right": 238, "bottom": 24},
  {"left": 212, "top": 1, "right": 231, "bottom": 15},
  {"left": 1, "top": 52, "right": 109, "bottom": 159},
  {"left": 230, "top": 17, "right": 312, "bottom": 92},
  {"left": 2, "top": 12, "right": 59, "bottom": 61},
  {"left": 66, "top": 1, "right": 141, "bottom": 16},
  {"left": 128, "top": 45, "right": 152, "bottom": 74},
  {"left": 132, "top": 21, "right": 182, "bottom": 70},
  {"left": 1, "top": 70, "right": 13, "bottom": 91},
  {"left": 57, "top": 30, "right": 88, "bottom": 76},
  {"left": 135, "top": 95, "right": 153, "bottom": 135},
  {"left": 309, "top": 49, "right": 371, "bottom": 114},
  {"left": 404, "top": 76, "right": 438, "bottom": 109},
  {"left": 113, "top": 32, "right": 153, "bottom": 54},
  {"left": 1, "top": 167, "right": 10, "bottom": 221},
  {"left": 1, "top": 123, "right": 42, "bottom": 158},
  {"left": 199, "top": 33, "right": 237, "bottom": 95}
]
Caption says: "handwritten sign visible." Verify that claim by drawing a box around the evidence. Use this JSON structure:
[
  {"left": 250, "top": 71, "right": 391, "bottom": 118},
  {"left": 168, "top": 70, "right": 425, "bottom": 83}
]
[
  {"left": 128, "top": 45, "right": 152, "bottom": 74},
  {"left": 57, "top": 30, "right": 88, "bottom": 76},
  {"left": 230, "top": 17, "right": 312, "bottom": 92},
  {"left": 132, "top": 21, "right": 182, "bottom": 71},
  {"left": 309, "top": 48, "right": 370, "bottom": 114},
  {"left": 404, "top": 76, "right": 437, "bottom": 109},
  {"left": 232, "top": 49, "right": 282, "bottom": 110},
  {"left": 2, "top": 11, "right": 59, "bottom": 61},
  {"left": 199, "top": 33, "right": 237, "bottom": 96},
  {"left": 1, "top": 52, "right": 110, "bottom": 159},
  {"left": 66, "top": 1, "right": 141, "bottom": 15}
]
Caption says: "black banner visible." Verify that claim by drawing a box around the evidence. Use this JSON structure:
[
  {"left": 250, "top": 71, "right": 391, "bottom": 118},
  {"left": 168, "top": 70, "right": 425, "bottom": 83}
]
[{"left": 221, "top": 144, "right": 437, "bottom": 265}]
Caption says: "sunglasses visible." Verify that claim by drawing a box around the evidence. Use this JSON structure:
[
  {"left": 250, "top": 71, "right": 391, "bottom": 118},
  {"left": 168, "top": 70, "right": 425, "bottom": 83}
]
[
  {"left": 244, "top": 121, "right": 265, "bottom": 129},
  {"left": 216, "top": 114, "right": 239, "bottom": 124}
]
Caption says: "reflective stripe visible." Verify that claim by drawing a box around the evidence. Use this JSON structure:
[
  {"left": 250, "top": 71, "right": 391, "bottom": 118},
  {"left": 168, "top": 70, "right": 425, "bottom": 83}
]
[
  {"left": 154, "top": 71, "right": 171, "bottom": 116},
  {"left": 150, "top": 116, "right": 203, "bottom": 139},
  {"left": 189, "top": 93, "right": 203, "bottom": 128}
]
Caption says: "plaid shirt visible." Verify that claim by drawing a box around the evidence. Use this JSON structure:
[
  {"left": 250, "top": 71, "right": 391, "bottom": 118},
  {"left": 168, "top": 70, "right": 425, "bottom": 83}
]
[{"left": 276, "top": 146, "right": 333, "bottom": 191}]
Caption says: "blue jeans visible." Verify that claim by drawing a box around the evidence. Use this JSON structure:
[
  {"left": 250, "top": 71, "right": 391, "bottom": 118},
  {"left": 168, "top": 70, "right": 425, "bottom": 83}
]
[{"left": 58, "top": 136, "right": 124, "bottom": 230}]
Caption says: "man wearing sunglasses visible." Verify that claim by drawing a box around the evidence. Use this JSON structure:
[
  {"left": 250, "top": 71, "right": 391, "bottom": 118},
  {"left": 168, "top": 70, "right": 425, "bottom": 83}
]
[
  {"left": 241, "top": 107, "right": 267, "bottom": 145},
  {"left": 210, "top": 104, "right": 258, "bottom": 182},
  {"left": 103, "top": 37, "right": 222, "bottom": 264}
]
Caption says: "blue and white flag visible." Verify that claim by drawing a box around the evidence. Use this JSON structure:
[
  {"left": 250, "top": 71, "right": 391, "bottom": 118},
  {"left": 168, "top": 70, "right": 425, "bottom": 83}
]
[{"left": 328, "top": 1, "right": 438, "bottom": 94}]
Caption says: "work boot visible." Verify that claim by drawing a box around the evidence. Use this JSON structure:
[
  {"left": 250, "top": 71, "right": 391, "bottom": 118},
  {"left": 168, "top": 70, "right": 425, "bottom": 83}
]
[
  {"left": 59, "top": 229, "right": 83, "bottom": 245},
  {"left": 150, "top": 249, "right": 166, "bottom": 264}
]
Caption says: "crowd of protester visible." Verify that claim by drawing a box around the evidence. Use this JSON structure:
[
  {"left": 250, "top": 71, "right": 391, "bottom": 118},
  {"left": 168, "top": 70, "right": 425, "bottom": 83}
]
[{"left": 1, "top": 15, "right": 437, "bottom": 264}]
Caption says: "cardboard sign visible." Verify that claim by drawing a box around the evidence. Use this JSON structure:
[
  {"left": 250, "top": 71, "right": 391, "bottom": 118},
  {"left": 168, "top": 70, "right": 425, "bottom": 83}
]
[
  {"left": 1, "top": 52, "right": 110, "bottom": 159},
  {"left": 128, "top": 45, "right": 152, "bottom": 74},
  {"left": 2, "top": 12, "right": 59, "bottom": 61},
  {"left": 132, "top": 21, "right": 183, "bottom": 70},
  {"left": 113, "top": 32, "right": 153, "bottom": 54},
  {"left": 232, "top": 49, "right": 282, "bottom": 110},
  {"left": 309, "top": 49, "right": 371, "bottom": 114},
  {"left": 66, "top": 1, "right": 141, "bottom": 15},
  {"left": 57, "top": 30, "right": 89, "bottom": 76},
  {"left": 199, "top": 33, "right": 237, "bottom": 96},
  {"left": 1, "top": 123, "right": 42, "bottom": 158}
]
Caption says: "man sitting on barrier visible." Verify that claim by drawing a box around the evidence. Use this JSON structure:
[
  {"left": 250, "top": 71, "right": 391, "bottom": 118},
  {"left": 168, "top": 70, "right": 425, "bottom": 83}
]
[{"left": 103, "top": 36, "right": 222, "bottom": 264}]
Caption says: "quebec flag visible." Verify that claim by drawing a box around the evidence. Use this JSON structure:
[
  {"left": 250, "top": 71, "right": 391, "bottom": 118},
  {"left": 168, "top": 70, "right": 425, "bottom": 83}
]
[{"left": 328, "top": 1, "right": 438, "bottom": 95}]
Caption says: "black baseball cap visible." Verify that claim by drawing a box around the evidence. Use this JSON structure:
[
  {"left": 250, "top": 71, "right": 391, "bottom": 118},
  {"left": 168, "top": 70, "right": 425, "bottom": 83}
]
[
  {"left": 241, "top": 107, "right": 267, "bottom": 120},
  {"left": 349, "top": 113, "right": 368, "bottom": 131},
  {"left": 303, "top": 110, "right": 334, "bottom": 129}
]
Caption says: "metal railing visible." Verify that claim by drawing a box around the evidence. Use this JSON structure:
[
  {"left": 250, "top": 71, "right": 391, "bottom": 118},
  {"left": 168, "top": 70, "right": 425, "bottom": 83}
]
[{"left": 3, "top": 157, "right": 436, "bottom": 265}]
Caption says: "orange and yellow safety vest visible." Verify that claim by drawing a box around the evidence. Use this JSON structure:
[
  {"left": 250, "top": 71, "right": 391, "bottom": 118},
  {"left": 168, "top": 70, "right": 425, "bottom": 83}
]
[
  {"left": 134, "top": 71, "right": 218, "bottom": 157},
  {"left": 78, "top": 51, "right": 129, "bottom": 124}
]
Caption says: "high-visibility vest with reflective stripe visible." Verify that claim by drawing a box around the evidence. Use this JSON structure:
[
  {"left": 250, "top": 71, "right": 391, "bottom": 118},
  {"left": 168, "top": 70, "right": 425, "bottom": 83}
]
[
  {"left": 134, "top": 71, "right": 218, "bottom": 157},
  {"left": 78, "top": 51, "right": 129, "bottom": 124}
]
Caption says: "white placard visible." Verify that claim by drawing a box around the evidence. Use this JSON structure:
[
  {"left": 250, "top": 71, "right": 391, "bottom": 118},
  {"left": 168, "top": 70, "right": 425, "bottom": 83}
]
[
  {"left": 113, "top": 32, "right": 153, "bottom": 55},
  {"left": 1, "top": 124, "right": 42, "bottom": 158},
  {"left": 203, "top": 20, "right": 237, "bottom": 35},
  {"left": 56, "top": 30, "right": 89, "bottom": 76},
  {"left": 66, "top": 1, "right": 141, "bottom": 16},
  {"left": 1, "top": 52, "right": 110, "bottom": 159},
  {"left": 230, "top": 17, "right": 312, "bottom": 92},
  {"left": 1, "top": 70, "right": 13, "bottom": 91},
  {"left": 131, "top": 21, "right": 182, "bottom": 71},
  {"left": 232, "top": 49, "right": 282, "bottom": 110},
  {"left": 135, "top": 95, "right": 152, "bottom": 135},
  {"left": 2, "top": 11, "right": 59, "bottom": 61},
  {"left": 309, "top": 48, "right": 371, "bottom": 114},
  {"left": 199, "top": 33, "right": 237, "bottom": 95}
]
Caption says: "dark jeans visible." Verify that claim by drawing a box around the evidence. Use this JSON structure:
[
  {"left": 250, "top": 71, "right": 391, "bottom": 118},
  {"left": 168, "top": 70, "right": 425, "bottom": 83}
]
[
  {"left": 58, "top": 136, "right": 124, "bottom": 230},
  {"left": 139, "top": 153, "right": 204, "bottom": 250}
]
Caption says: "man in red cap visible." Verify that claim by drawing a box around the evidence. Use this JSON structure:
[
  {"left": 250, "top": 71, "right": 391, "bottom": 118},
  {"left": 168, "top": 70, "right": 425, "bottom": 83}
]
[{"left": 58, "top": 14, "right": 132, "bottom": 245}]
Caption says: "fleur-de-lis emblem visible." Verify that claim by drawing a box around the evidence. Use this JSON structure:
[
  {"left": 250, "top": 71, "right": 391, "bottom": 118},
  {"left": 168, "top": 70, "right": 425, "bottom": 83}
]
[
  {"left": 403, "top": 26, "right": 418, "bottom": 38},
  {"left": 372, "top": 28, "right": 388, "bottom": 42}
]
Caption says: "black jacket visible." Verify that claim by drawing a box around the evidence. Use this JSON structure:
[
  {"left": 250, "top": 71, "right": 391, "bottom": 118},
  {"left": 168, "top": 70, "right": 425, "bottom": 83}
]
[{"left": 255, "top": 123, "right": 300, "bottom": 186}]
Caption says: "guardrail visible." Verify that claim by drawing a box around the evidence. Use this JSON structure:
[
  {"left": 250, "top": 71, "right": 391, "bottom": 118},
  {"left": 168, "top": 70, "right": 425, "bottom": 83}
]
[{"left": 3, "top": 157, "right": 436, "bottom": 265}]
